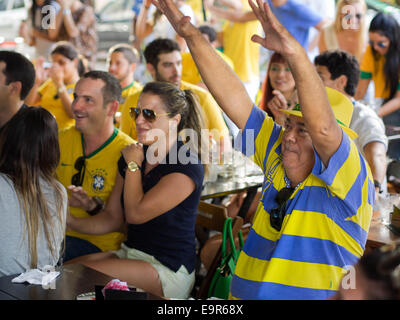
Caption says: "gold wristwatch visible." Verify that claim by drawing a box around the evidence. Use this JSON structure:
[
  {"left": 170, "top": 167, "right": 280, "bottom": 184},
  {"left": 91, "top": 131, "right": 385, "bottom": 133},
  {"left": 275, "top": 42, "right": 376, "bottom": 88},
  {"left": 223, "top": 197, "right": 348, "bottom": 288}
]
[{"left": 127, "top": 160, "right": 141, "bottom": 173}]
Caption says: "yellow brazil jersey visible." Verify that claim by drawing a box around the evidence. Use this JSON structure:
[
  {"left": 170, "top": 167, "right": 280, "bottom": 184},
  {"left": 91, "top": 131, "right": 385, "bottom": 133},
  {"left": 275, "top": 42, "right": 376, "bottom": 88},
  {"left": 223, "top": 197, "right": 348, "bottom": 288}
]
[
  {"left": 229, "top": 106, "right": 373, "bottom": 300},
  {"left": 37, "top": 79, "right": 75, "bottom": 130},
  {"left": 115, "top": 81, "right": 143, "bottom": 128},
  {"left": 119, "top": 81, "right": 143, "bottom": 114},
  {"left": 360, "top": 45, "right": 390, "bottom": 99},
  {"left": 56, "top": 127, "right": 135, "bottom": 252},
  {"left": 185, "top": 0, "right": 204, "bottom": 23},
  {"left": 182, "top": 50, "right": 234, "bottom": 85},
  {"left": 119, "top": 80, "right": 229, "bottom": 141},
  {"left": 360, "top": 45, "right": 400, "bottom": 99},
  {"left": 222, "top": 0, "right": 261, "bottom": 82}
]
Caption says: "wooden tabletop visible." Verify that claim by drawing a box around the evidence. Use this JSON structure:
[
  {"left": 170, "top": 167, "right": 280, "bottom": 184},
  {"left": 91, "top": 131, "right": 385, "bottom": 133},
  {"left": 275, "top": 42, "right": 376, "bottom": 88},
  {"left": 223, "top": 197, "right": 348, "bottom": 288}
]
[
  {"left": 0, "top": 263, "right": 163, "bottom": 300},
  {"left": 0, "top": 263, "right": 114, "bottom": 300}
]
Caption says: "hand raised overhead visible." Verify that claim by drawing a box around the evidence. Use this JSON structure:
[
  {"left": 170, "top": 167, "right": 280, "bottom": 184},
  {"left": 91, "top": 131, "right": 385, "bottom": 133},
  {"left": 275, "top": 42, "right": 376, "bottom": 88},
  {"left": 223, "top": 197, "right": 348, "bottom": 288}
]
[{"left": 248, "top": 0, "right": 297, "bottom": 56}]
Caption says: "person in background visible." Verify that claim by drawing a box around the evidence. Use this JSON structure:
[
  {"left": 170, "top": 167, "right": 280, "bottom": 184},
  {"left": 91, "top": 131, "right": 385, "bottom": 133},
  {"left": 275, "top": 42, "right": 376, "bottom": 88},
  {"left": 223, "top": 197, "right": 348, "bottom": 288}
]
[
  {"left": 300, "top": 0, "right": 335, "bottom": 61},
  {"left": 206, "top": 0, "right": 261, "bottom": 101},
  {"left": 135, "top": 0, "right": 196, "bottom": 51},
  {"left": 107, "top": 44, "right": 143, "bottom": 127},
  {"left": 57, "top": 0, "right": 98, "bottom": 70},
  {"left": 181, "top": 24, "right": 234, "bottom": 90},
  {"left": 57, "top": 71, "right": 134, "bottom": 262},
  {"left": 67, "top": 81, "right": 206, "bottom": 299},
  {"left": 25, "top": 0, "right": 63, "bottom": 58},
  {"left": 181, "top": 24, "right": 238, "bottom": 136},
  {"left": 318, "top": 0, "right": 368, "bottom": 62},
  {"left": 332, "top": 240, "right": 400, "bottom": 300},
  {"left": 315, "top": 50, "right": 388, "bottom": 199},
  {"left": 355, "top": 12, "right": 400, "bottom": 160},
  {"left": 155, "top": 0, "right": 373, "bottom": 300},
  {"left": 208, "top": 0, "right": 325, "bottom": 51},
  {"left": 0, "top": 51, "right": 36, "bottom": 131},
  {"left": 0, "top": 107, "right": 67, "bottom": 276},
  {"left": 258, "top": 52, "right": 297, "bottom": 126},
  {"left": 25, "top": 41, "right": 84, "bottom": 130}
]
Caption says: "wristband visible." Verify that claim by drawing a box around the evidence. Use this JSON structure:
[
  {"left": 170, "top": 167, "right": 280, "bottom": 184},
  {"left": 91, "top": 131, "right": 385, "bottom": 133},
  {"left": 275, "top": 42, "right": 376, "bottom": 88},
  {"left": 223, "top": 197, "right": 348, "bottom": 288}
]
[
  {"left": 63, "top": 8, "right": 71, "bottom": 15},
  {"left": 87, "top": 196, "right": 105, "bottom": 216}
]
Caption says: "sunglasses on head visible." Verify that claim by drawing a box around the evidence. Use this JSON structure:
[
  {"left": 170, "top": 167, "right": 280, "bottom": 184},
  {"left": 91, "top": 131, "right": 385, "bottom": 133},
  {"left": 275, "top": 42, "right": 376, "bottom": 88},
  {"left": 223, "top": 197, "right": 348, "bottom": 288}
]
[
  {"left": 369, "top": 40, "right": 388, "bottom": 49},
  {"left": 270, "top": 187, "right": 295, "bottom": 231},
  {"left": 129, "top": 107, "right": 171, "bottom": 122},
  {"left": 71, "top": 156, "right": 86, "bottom": 187}
]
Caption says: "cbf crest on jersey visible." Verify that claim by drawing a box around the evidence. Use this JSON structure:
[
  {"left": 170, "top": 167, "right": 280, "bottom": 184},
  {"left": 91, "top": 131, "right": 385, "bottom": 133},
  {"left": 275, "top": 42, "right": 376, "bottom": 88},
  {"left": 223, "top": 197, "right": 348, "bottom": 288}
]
[{"left": 90, "top": 169, "right": 107, "bottom": 192}]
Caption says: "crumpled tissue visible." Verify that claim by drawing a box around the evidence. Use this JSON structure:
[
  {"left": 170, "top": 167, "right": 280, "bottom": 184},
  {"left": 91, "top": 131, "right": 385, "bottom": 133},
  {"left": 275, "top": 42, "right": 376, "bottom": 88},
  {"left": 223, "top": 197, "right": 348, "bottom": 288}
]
[{"left": 11, "top": 268, "right": 59, "bottom": 286}]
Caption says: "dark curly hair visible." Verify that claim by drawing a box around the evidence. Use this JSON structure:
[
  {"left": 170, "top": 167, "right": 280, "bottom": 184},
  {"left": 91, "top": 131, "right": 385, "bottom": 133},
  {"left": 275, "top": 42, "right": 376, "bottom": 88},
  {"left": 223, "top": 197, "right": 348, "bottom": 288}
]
[{"left": 314, "top": 50, "right": 360, "bottom": 97}]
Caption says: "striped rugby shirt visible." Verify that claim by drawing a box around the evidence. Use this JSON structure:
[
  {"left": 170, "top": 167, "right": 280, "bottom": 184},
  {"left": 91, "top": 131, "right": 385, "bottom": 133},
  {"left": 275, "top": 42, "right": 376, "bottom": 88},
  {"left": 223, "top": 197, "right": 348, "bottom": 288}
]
[{"left": 230, "top": 106, "right": 374, "bottom": 300}]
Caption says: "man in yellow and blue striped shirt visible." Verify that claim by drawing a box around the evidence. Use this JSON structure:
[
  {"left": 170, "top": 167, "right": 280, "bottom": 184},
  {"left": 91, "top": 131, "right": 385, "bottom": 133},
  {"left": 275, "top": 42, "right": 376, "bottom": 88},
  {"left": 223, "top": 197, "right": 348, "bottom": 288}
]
[
  {"left": 231, "top": 94, "right": 374, "bottom": 299},
  {"left": 157, "top": 0, "right": 374, "bottom": 300}
]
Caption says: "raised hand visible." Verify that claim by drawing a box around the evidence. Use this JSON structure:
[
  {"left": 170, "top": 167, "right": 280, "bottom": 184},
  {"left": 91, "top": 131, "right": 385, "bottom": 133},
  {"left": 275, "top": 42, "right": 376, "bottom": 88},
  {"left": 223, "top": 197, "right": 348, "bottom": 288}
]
[
  {"left": 248, "top": 0, "right": 297, "bottom": 56},
  {"left": 49, "top": 63, "right": 64, "bottom": 88}
]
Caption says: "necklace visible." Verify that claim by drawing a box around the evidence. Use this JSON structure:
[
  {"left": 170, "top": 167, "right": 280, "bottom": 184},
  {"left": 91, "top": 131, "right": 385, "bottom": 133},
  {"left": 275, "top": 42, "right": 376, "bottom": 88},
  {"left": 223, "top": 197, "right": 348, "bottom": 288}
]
[{"left": 284, "top": 174, "right": 302, "bottom": 190}]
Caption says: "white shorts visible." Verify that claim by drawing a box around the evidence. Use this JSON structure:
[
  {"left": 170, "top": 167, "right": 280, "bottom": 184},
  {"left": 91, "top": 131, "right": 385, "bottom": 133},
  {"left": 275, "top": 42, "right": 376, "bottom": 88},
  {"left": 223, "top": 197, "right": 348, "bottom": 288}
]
[{"left": 113, "top": 243, "right": 195, "bottom": 299}]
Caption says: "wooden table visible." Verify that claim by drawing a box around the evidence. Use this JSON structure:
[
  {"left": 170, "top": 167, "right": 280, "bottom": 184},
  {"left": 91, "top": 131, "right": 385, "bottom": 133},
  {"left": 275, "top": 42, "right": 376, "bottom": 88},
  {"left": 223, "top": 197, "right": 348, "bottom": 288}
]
[
  {"left": 0, "top": 263, "right": 160, "bottom": 300},
  {"left": 0, "top": 263, "right": 113, "bottom": 300}
]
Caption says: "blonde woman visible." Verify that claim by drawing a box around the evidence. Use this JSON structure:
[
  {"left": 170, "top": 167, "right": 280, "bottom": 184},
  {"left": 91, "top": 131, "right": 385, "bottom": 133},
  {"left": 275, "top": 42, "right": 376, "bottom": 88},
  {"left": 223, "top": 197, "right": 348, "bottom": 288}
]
[
  {"left": 319, "top": 0, "right": 367, "bottom": 61},
  {"left": 0, "top": 107, "right": 67, "bottom": 276}
]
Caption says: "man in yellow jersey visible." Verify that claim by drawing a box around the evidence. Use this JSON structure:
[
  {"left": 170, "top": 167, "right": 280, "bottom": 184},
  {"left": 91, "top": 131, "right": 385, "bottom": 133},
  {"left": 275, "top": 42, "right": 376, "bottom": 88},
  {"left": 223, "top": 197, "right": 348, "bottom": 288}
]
[
  {"left": 119, "top": 38, "right": 230, "bottom": 150},
  {"left": 155, "top": 0, "right": 373, "bottom": 300},
  {"left": 57, "top": 71, "right": 134, "bottom": 262},
  {"left": 107, "top": 44, "right": 143, "bottom": 126},
  {"left": 207, "top": 0, "right": 261, "bottom": 101},
  {"left": 181, "top": 24, "right": 234, "bottom": 89}
]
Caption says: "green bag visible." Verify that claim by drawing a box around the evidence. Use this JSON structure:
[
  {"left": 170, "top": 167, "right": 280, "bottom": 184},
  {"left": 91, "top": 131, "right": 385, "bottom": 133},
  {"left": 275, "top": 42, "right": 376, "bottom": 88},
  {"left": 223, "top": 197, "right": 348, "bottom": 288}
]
[{"left": 207, "top": 218, "right": 244, "bottom": 299}]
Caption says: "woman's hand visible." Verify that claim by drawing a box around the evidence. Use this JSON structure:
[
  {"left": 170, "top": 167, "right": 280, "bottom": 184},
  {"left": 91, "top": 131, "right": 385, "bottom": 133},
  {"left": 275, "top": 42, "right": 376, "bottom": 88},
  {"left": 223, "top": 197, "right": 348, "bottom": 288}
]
[
  {"left": 67, "top": 185, "right": 97, "bottom": 212},
  {"left": 268, "top": 90, "right": 289, "bottom": 125},
  {"left": 49, "top": 63, "right": 64, "bottom": 88},
  {"left": 121, "top": 143, "right": 145, "bottom": 166}
]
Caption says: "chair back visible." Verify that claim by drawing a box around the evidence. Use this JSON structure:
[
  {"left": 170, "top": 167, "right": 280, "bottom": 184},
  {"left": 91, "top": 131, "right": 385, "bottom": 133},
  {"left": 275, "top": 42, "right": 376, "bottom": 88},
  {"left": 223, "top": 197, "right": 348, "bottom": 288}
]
[{"left": 196, "top": 201, "right": 228, "bottom": 231}]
